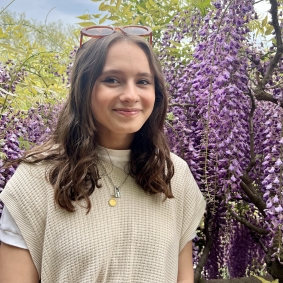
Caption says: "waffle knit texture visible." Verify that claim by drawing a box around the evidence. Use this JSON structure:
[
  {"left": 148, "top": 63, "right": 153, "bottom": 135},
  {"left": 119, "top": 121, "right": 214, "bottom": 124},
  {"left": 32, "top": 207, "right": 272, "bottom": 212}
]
[{"left": 0, "top": 152, "right": 206, "bottom": 283}]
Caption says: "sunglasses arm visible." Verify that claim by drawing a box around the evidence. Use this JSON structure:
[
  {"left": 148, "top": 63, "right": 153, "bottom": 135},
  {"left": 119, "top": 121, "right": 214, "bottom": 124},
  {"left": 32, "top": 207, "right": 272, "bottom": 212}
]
[{"left": 79, "top": 33, "right": 83, "bottom": 48}]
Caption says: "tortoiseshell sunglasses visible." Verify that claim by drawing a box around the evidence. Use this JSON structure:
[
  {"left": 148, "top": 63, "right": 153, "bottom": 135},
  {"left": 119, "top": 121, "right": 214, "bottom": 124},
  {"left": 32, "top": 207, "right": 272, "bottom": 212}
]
[{"left": 80, "top": 25, "right": 153, "bottom": 48}]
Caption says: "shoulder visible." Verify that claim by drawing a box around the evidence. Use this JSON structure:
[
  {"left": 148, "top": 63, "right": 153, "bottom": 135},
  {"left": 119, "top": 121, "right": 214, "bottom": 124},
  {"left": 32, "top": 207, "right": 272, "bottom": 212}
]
[
  {"left": 169, "top": 152, "right": 192, "bottom": 179},
  {"left": 0, "top": 161, "right": 52, "bottom": 228},
  {"left": 6, "top": 162, "right": 49, "bottom": 187},
  {"left": 170, "top": 152, "right": 188, "bottom": 170},
  {"left": 169, "top": 152, "right": 204, "bottom": 201},
  {"left": 1, "top": 161, "right": 52, "bottom": 203}
]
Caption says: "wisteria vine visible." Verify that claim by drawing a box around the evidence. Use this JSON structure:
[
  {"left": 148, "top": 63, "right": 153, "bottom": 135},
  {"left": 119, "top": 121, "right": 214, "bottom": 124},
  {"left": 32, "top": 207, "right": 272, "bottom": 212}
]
[{"left": 162, "top": 0, "right": 283, "bottom": 281}]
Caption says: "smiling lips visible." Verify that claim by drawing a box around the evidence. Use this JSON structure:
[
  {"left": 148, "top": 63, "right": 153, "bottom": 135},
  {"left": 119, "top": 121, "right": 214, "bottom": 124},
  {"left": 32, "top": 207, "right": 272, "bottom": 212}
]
[{"left": 113, "top": 108, "right": 141, "bottom": 116}]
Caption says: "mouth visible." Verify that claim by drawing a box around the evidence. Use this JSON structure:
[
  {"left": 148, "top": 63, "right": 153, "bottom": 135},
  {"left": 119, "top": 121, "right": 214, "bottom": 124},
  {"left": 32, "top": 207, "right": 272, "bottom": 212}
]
[{"left": 113, "top": 108, "right": 141, "bottom": 116}]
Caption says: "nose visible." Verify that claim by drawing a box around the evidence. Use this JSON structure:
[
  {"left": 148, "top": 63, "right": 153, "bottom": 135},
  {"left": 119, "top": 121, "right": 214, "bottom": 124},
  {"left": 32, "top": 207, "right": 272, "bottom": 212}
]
[{"left": 119, "top": 82, "right": 140, "bottom": 103}]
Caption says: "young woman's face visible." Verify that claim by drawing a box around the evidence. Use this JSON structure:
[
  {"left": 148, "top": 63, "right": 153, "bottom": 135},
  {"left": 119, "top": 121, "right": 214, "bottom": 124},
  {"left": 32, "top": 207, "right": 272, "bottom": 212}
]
[{"left": 91, "top": 40, "right": 155, "bottom": 148}]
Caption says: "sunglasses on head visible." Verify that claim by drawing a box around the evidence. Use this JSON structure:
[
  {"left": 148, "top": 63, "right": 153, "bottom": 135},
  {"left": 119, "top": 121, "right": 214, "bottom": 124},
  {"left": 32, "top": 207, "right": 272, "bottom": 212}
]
[{"left": 80, "top": 25, "right": 153, "bottom": 48}]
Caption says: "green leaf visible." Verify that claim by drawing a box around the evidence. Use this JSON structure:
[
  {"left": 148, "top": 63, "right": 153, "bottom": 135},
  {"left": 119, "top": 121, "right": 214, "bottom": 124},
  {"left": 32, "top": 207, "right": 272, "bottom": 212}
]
[
  {"left": 18, "top": 136, "right": 33, "bottom": 150},
  {"left": 145, "top": 2, "right": 151, "bottom": 10},
  {"left": 134, "top": 15, "right": 141, "bottom": 24},
  {"left": 137, "top": 5, "right": 146, "bottom": 13},
  {"left": 167, "top": 47, "right": 178, "bottom": 52},
  {"left": 166, "top": 112, "right": 175, "bottom": 121},
  {"left": 91, "top": 0, "right": 102, "bottom": 2},
  {"left": 0, "top": 32, "right": 8, "bottom": 39},
  {"left": 0, "top": 97, "right": 8, "bottom": 104},
  {"left": 99, "top": 14, "right": 108, "bottom": 24},
  {"left": 110, "top": 0, "right": 115, "bottom": 4},
  {"left": 77, "top": 14, "right": 91, "bottom": 20},
  {"left": 262, "top": 15, "right": 268, "bottom": 28},
  {"left": 271, "top": 37, "right": 277, "bottom": 44},
  {"left": 169, "top": 40, "right": 182, "bottom": 47},
  {"left": 116, "top": 0, "right": 122, "bottom": 10},
  {"left": 108, "top": 16, "right": 119, "bottom": 20},
  {"left": 149, "top": 0, "right": 156, "bottom": 8},
  {"left": 58, "top": 65, "right": 66, "bottom": 75},
  {"left": 265, "top": 25, "right": 274, "bottom": 35},
  {"left": 99, "top": 3, "right": 111, "bottom": 11},
  {"left": 193, "top": 0, "right": 211, "bottom": 16},
  {"left": 123, "top": 4, "right": 131, "bottom": 14},
  {"left": 253, "top": 275, "right": 279, "bottom": 283},
  {"left": 0, "top": 152, "right": 7, "bottom": 160},
  {"left": 92, "top": 13, "right": 102, "bottom": 18},
  {"left": 77, "top": 21, "right": 96, "bottom": 27},
  {"left": 0, "top": 43, "right": 26, "bottom": 55}
]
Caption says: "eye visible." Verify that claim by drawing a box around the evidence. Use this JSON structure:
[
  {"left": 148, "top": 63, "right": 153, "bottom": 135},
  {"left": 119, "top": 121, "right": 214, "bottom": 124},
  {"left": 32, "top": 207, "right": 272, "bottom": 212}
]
[
  {"left": 102, "top": 77, "right": 119, "bottom": 84},
  {"left": 137, "top": 79, "right": 151, "bottom": 85}
]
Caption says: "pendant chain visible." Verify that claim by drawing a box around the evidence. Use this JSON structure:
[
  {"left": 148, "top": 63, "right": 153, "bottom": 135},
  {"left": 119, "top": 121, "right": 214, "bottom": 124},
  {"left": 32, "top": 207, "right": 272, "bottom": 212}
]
[{"left": 99, "top": 160, "right": 130, "bottom": 207}]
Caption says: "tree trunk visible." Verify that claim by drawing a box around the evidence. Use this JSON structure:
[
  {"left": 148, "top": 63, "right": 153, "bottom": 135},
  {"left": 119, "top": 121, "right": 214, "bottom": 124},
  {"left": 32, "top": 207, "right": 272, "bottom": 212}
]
[{"left": 270, "top": 258, "right": 283, "bottom": 283}]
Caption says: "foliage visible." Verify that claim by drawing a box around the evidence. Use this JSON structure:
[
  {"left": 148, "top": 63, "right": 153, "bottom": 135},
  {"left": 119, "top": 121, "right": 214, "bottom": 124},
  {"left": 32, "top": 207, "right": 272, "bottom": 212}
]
[
  {"left": 77, "top": 0, "right": 211, "bottom": 50},
  {"left": 78, "top": 0, "right": 185, "bottom": 27},
  {"left": 0, "top": 10, "right": 78, "bottom": 112},
  {"left": 0, "top": 9, "right": 78, "bottom": 51}
]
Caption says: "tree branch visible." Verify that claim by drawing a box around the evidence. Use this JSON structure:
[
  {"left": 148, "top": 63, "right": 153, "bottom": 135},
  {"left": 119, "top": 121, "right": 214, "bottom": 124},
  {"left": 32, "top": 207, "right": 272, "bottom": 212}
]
[
  {"left": 169, "top": 103, "right": 197, "bottom": 108},
  {"left": 230, "top": 210, "right": 269, "bottom": 235},
  {"left": 239, "top": 89, "right": 267, "bottom": 217},
  {"left": 262, "top": 0, "right": 282, "bottom": 86},
  {"left": 253, "top": 87, "right": 282, "bottom": 106},
  {"left": 253, "top": 0, "right": 283, "bottom": 106},
  {"left": 254, "top": 0, "right": 283, "bottom": 107},
  {"left": 240, "top": 175, "right": 266, "bottom": 217},
  {"left": 259, "top": 238, "right": 268, "bottom": 253},
  {"left": 194, "top": 216, "right": 214, "bottom": 283}
]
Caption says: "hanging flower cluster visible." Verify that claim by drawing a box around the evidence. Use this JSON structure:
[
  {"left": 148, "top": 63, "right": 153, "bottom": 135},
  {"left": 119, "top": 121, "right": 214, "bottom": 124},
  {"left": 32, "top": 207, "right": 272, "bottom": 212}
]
[
  {"left": 0, "top": 104, "right": 61, "bottom": 214},
  {"left": 253, "top": 101, "right": 283, "bottom": 262},
  {"left": 0, "top": 60, "right": 25, "bottom": 99},
  {"left": 161, "top": 0, "right": 283, "bottom": 279}
]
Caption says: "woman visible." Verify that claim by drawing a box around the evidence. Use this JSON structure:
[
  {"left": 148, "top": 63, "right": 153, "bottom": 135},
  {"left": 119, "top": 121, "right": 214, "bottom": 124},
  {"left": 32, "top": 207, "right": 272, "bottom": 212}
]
[{"left": 0, "top": 26, "right": 205, "bottom": 283}]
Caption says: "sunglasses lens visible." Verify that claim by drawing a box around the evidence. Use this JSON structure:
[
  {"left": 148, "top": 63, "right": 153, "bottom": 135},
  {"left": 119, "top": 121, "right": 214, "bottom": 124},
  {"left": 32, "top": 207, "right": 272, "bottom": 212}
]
[
  {"left": 123, "top": 26, "right": 150, "bottom": 35},
  {"left": 86, "top": 27, "right": 113, "bottom": 36}
]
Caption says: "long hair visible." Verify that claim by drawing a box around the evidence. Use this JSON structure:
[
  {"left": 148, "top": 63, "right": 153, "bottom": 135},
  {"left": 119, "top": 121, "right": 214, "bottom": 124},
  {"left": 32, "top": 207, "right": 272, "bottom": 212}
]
[{"left": 8, "top": 32, "right": 174, "bottom": 212}]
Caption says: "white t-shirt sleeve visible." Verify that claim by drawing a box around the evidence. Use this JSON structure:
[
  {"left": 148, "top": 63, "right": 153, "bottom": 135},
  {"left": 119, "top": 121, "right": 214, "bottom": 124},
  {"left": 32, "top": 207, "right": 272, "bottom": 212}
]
[{"left": 0, "top": 205, "right": 28, "bottom": 249}]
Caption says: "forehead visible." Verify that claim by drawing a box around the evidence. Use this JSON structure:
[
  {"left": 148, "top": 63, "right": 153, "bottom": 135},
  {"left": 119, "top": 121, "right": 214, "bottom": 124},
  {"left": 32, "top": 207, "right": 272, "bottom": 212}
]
[{"left": 103, "top": 40, "right": 151, "bottom": 70}]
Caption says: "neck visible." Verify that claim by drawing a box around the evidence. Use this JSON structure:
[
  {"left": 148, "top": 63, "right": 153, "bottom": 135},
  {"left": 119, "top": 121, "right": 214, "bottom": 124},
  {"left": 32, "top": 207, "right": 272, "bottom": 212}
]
[{"left": 97, "top": 133, "right": 134, "bottom": 150}]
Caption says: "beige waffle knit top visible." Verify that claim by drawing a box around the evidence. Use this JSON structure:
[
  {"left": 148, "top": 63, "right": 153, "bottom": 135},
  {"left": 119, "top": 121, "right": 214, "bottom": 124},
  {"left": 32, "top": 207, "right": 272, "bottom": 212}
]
[{"left": 0, "top": 152, "right": 206, "bottom": 283}]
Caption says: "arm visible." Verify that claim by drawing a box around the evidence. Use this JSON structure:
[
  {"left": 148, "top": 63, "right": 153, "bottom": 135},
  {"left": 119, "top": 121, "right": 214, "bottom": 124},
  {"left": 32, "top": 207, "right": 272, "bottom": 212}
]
[
  {"left": 177, "top": 240, "right": 194, "bottom": 283},
  {"left": 0, "top": 243, "right": 39, "bottom": 283}
]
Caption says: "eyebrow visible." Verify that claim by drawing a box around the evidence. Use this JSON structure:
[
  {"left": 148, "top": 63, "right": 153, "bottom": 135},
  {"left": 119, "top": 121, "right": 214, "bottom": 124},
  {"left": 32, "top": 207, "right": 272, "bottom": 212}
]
[{"left": 101, "top": 69, "right": 153, "bottom": 79}]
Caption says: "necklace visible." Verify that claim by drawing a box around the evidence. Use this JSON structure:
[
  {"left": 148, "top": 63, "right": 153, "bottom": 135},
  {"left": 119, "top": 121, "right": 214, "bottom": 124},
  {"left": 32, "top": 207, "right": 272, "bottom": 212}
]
[{"left": 99, "top": 161, "right": 130, "bottom": 207}]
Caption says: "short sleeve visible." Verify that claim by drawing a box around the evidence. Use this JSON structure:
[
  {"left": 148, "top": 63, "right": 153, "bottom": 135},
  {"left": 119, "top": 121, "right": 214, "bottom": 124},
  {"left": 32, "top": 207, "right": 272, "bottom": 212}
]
[
  {"left": 0, "top": 205, "right": 28, "bottom": 249},
  {"left": 179, "top": 165, "right": 206, "bottom": 251},
  {"left": 0, "top": 162, "right": 49, "bottom": 276}
]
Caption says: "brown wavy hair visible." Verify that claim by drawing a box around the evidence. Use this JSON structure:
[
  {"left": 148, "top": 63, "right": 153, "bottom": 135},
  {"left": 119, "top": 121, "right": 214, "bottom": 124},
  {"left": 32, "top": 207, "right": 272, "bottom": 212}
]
[{"left": 9, "top": 32, "right": 175, "bottom": 213}]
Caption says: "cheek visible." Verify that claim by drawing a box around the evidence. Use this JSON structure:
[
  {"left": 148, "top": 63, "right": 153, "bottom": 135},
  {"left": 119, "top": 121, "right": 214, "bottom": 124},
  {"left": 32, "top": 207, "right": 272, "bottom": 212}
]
[
  {"left": 144, "top": 91, "right": 156, "bottom": 108},
  {"left": 91, "top": 98, "right": 103, "bottom": 120},
  {"left": 91, "top": 88, "right": 106, "bottom": 116},
  {"left": 150, "top": 94, "right": 156, "bottom": 110}
]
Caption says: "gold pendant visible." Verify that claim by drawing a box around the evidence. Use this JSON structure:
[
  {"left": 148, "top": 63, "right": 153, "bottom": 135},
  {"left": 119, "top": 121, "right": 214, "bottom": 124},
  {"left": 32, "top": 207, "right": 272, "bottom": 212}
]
[{"left": 109, "top": 198, "right": 117, "bottom": 207}]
